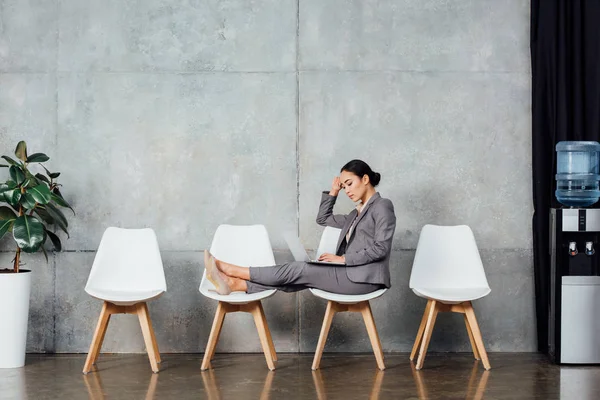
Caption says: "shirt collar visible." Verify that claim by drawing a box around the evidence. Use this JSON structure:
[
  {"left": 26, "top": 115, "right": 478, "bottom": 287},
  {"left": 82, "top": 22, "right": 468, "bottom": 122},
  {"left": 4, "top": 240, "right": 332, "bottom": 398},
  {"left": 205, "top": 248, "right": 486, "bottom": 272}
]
[{"left": 356, "top": 194, "right": 375, "bottom": 214}]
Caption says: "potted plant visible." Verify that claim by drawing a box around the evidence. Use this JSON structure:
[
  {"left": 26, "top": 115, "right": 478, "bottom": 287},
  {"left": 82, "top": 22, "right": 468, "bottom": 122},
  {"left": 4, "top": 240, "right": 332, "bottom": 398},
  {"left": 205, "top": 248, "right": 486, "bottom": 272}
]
[{"left": 0, "top": 141, "right": 73, "bottom": 368}]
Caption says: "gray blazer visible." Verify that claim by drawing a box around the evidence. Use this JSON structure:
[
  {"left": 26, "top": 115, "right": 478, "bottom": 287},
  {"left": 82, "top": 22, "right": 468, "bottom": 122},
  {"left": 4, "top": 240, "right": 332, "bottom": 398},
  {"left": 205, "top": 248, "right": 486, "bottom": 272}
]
[{"left": 316, "top": 192, "right": 396, "bottom": 287}]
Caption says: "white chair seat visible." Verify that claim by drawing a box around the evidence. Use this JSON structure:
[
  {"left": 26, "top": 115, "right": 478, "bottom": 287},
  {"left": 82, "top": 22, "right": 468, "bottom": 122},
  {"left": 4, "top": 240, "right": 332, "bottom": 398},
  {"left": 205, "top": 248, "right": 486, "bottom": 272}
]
[
  {"left": 411, "top": 287, "right": 491, "bottom": 304},
  {"left": 200, "top": 277, "right": 276, "bottom": 304},
  {"left": 310, "top": 288, "right": 388, "bottom": 304},
  {"left": 85, "top": 287, "right": 165, "bottom": 306}
]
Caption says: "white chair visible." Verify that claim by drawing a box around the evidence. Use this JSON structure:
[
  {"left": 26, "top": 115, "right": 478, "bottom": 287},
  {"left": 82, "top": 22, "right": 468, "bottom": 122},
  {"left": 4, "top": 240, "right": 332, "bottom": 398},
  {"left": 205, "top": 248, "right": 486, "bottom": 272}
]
[
  {"left": 200, "top": 225, "right": 278, "bottom": 371},
  {"left": 409, "top": 224, "right": 491, "bottom": 370},
  {"left": 310, "top": 227, "right": 388, "bottom": 370},
  {"left": 82, "top": 227, "right": 167, "bottom": 374}
]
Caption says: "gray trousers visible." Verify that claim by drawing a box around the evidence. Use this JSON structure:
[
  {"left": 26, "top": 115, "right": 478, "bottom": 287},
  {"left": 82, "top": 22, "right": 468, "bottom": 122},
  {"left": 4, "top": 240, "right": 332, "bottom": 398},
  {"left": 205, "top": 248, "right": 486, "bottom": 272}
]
[{"left": 246, "top": 261, "right": 383, "bottom": 295}]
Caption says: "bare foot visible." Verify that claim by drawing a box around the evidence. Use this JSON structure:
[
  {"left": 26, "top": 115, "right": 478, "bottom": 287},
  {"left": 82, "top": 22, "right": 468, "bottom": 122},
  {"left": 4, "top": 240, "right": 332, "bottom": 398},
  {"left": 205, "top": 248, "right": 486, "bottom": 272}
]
[
  {"left": 225, "top": 276, "right": 247, "bottom": 292},
  {"left": 214, "top": 258, "right": 232, "bottom": 276}
]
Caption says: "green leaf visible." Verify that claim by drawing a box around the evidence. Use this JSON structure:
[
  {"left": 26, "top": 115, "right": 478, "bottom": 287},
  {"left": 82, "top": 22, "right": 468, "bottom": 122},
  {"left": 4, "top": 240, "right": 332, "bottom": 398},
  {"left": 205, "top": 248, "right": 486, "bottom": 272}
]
[
  {"left": 9, "top": 165, "right": 25, "bottom": 184},
  {"left": 46, "top": 202, "right": 69, "bottom": 237},
  {"left": 51, "top": 189, "right": 74, "bottom": 214},
  {"left": 0, "top": 206, "right": 16, "bottom": 220},
  {"left": 15, "top": 141, "right": 27, "bottom": 162},
  {"left": 3, "top": 189, "right": 22, "bottom": 206},
  {"left": 24, "top": 171, "right": 40, "bottom": 187},
  {"left": 0, "top": 219, "right": 14, "bottom": 239},
  {"left": 46, "top": 230, "right": 62, "bottom": 252},
  {"left": 34, "top": 207, "right": 55, "bottom": 224},
  {"left": 21, "top": 193, "right": 37, "bottom": 210},
  {"left": 40, "top": 165, "right": 59, "bottom": 179},
  {"left": 0, "top": 206, "right": 17, "bottom": 239},
  {"left": 28, "top": 184, "right": 52, "bottom": 204},
  {"left": 40, "top": 244, "right": 48, "bottom": 263},
  {"left": 2, "top": 156, "right": 18, "bottom": 165},
  {"left": 35, "top": 173, "right": 50, "bottom": 184},
  {"left": 26, "top": 153, "right": 49, "bottom": 163},
  {"left": 13, "top": 215, "right": 45, "bottom": 253}
]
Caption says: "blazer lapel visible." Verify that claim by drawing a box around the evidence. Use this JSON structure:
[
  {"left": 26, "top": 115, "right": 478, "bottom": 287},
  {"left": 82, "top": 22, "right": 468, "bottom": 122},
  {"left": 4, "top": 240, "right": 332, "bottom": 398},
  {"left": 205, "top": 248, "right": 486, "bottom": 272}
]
[
  {"left": 350, "top": 193, "right": 380, "bottom": 235},
  {"left": 336, "top": 209, "right": 358, "bottom": 252},
  {"left": 335, "top": 193, "right": 381, "bottom": 253}
]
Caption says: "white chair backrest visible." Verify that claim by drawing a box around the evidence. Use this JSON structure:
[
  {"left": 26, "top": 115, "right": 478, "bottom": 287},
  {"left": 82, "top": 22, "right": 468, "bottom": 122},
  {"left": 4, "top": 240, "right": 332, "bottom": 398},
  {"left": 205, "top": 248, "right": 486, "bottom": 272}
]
[
  {"left": 85, "top": 227, "right": 166, "bottom": 292},
  {"left": 316, "top": 227, "right": 342, "bottom": 257},
  {"left": 209, "top": 225, "right": 275, "bottom": 267},
  {"left": 409, "top": 225, "right": 489, "bottom": 290}
]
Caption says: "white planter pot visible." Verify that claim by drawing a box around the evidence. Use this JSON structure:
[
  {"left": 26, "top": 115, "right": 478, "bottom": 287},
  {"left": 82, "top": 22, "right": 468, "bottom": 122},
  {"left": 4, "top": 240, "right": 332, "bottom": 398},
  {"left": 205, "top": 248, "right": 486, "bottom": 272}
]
[{"left": 0, "top": 270, "right": 31, "bottom": 368}]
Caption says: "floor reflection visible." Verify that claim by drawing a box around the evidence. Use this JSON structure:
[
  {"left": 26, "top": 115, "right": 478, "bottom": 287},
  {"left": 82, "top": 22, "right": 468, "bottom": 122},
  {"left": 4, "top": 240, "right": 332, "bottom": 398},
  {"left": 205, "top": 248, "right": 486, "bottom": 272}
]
[
  {"left": 83, "top": 371, "right": 158, "bottom": 400},
  {"left": 560, "top": 367, "right": 600, "bottom": 399},
  {"left": 200, "top": 368, "right": 275, "bottom": 400},
  {"left": 311, "top": 369, "right": 385, "bottom": 400},
  {"left": 411, "top": 361, "right": 490, "bottom": 400},
  {"left": 0, "top": 368, "right": 27, "bottom": 400},
  {"left": 3, "top": 354, "right": 600, "bottom": 399}
]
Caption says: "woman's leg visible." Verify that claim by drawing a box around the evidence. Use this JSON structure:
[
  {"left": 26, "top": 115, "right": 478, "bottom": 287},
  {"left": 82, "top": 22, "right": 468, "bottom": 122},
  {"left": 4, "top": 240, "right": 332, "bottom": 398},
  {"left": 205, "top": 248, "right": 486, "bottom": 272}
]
[{"left": 213, "top": 253, "right": 383, "bottom": 295}]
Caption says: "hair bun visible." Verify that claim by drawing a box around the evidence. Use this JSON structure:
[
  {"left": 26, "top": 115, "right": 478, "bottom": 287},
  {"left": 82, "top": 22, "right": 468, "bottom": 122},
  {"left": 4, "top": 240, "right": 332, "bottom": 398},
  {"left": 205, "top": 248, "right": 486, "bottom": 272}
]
[{"left": 372, "top": 172, "right": 381, "bottom": 186}]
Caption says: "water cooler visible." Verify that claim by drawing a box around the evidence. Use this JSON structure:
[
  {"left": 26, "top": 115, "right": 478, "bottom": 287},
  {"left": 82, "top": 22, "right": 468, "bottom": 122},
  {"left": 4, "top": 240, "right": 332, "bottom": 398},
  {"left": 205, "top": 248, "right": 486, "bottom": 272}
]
[
  {"left": 549, "top": 141, "right": 600, "bottom": 364},
  {"left": 549, "top": 208, "right": 600, "bottom": 363}
]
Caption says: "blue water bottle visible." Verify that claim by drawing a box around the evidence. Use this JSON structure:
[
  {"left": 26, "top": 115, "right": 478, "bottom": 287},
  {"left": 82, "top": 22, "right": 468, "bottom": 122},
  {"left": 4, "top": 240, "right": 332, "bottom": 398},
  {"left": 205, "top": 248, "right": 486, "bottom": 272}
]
[{"left": 555, "top": 141, "right": 600, "bottom": 207}]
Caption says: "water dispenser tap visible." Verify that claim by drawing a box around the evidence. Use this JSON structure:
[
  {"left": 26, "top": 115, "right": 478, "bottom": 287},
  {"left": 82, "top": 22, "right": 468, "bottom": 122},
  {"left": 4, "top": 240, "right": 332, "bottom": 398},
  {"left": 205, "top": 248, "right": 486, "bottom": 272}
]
[
  {"left": 586, "top": 241, "right": 595, "bottom": 256},
  {"left": 569, "top": 242, "right": 578, "bottom": 256}
]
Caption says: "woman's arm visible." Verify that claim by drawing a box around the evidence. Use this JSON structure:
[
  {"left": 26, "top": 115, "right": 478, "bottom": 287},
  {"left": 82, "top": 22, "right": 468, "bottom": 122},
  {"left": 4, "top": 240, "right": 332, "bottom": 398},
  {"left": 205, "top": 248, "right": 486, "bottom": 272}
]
[
  {"left": 315, "top": 192, "right": 350, "bottom": 228},
  {"left": 344, "top": 199, "right": 396, "bottom": 266},
  {"left": 316, "top": 177, "right": 350, "bottom": 228}
]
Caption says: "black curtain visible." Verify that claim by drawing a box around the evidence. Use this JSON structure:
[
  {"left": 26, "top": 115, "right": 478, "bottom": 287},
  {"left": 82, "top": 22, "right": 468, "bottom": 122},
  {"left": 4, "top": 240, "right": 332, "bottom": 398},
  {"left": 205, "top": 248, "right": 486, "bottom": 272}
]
[{"left": 531, "top": 0, "right": 600, "bottom": 353}]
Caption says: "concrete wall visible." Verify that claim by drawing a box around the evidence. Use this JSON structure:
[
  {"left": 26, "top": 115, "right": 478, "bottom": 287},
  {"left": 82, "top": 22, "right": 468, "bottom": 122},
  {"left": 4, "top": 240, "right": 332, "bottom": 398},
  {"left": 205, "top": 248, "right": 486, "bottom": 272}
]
[{"left": 0, "top": 0, "right": 533, "bottom": 354}]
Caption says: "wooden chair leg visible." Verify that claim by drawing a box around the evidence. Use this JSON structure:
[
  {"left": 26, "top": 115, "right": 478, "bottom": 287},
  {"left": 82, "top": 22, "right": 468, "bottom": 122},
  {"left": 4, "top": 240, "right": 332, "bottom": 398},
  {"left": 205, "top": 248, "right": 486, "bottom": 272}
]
[
  {"left": 410, "top": 300, "right": 433, "bottom": 361},
  {"left": 202, "top": 302, "right": 227, "bottom": 371},
  {"left": 210, "top": 313, "right": 225, "bottom": 363},
  {"left": 312, "top": 301, "right": 336, "bottom": 370},
  {"left": 137, "top": 302, "right": 160, "bottom": 373},
  {"left": 359, "top": 302, "right": 386, "bottom": 370},
  {"left": 464, "top": 313, "right": 481, "bottom": 360},
  {"left": 258, "top": 302, "right": 277, "bottom": 362},
  {"left": 83, "top": 302, "right": 111, "bottom": 374},
  {"left": 250, "top": 302, "right": 277, "bottom": 371},
  {"left": 92, "top": 313, "right": 112, "bottom": 365},
  {"left": 464, "top": 302, "right": 491, "bottom": 370},
  {"left": 146, "top": 312, "right": 161, "bottom": 364},
  {"left": 416, "top": 300, "right": 438, "bottom": 370}
]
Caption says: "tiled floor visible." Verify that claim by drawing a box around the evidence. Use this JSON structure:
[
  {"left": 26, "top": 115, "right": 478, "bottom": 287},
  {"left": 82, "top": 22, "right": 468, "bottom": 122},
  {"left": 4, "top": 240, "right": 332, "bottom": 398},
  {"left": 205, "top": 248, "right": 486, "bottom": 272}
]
[{"left": 1, "top": 353, "right": 599, "bottom": 399}]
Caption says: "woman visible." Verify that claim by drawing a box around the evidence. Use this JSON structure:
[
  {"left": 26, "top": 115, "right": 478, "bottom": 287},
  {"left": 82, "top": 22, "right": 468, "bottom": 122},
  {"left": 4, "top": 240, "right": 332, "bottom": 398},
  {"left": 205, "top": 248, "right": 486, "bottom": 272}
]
[{"left": 204, "top": 159, "right": 396, "bottom": 295}]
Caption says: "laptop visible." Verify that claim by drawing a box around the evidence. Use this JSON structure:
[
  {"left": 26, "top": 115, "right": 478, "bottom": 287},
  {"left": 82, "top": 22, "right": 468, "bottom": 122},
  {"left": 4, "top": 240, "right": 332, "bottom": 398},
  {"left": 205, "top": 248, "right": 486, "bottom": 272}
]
[{"left": 283, "top": 231, "right": 346, "bottom": 266}]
